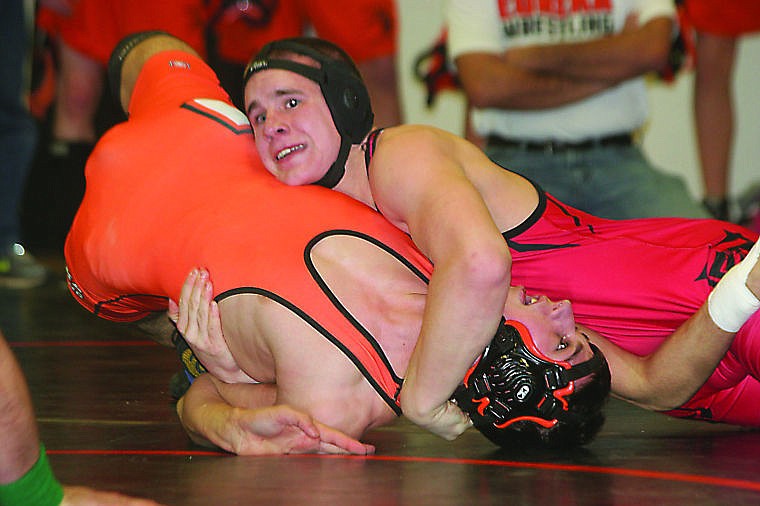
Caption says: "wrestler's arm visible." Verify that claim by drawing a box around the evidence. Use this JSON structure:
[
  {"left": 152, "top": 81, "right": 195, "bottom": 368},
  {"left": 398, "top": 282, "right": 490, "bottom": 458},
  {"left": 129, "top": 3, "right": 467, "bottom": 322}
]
[
  {"left": 116, "top": 32, "right": 199, "bottom": 113},
  {"left": 370, "top": 126, "right": 510, "bottom": 440},
  {"left": 176, "top": 376, "right": 374, "bottom": 455},
  {"left": 592, "top": 241, "right": 760, "bottom": 411}
]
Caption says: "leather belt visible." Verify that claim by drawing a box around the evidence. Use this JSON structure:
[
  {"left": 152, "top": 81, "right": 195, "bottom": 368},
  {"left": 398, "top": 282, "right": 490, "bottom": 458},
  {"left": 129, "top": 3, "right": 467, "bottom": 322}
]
[{"left": 486, "top": 133, "right": 633, "bottom": 153}]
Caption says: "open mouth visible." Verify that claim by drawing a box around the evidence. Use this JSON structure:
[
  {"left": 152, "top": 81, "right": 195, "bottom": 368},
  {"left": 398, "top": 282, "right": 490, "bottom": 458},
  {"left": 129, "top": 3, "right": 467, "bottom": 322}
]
[
  {"left": 276, "top": 144, "right": 305, "bottom": 161},
  {"left": 521, "top": 287, "right": 539, "bottom": 305}
]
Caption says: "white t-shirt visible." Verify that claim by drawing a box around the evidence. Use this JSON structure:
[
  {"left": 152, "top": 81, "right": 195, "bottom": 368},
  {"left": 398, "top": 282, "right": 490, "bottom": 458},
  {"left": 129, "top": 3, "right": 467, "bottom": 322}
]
[{"left": 446, "top": 0, "right": 675, "bottom": 142}]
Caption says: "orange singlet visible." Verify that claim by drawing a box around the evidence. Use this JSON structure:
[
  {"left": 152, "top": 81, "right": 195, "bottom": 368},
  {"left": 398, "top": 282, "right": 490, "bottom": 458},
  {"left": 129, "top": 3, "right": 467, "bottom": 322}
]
[{"left": 64, "top": 50, "right": 431, "bottom": 413}]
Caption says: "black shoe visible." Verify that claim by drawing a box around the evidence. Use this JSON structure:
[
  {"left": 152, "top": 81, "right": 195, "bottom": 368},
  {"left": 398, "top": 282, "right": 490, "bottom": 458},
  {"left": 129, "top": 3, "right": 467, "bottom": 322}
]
[
  {"left": 0, "top": 243, "right": 47, "bottom": 289},
  {"left": 702, "top": 197, "right": 730, "bottom": 221}
]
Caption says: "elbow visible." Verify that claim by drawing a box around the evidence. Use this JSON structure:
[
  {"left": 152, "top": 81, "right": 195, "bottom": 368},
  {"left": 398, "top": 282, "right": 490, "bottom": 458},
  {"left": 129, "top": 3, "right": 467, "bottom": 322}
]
[
  {"left": 462, "top": 80, "right": 499, "bottom": 109},
  {"left": 460, "top": 244, "right": 511, "bottom": 294},
  {"left": 458, "top": 71, "right": 502, "bottom": 109},
  {"left": 644, "top": 45, "right": 671, "bottom": 74},
  {"left": 638, "top": 27, "right": 674, "bottom": 74}
]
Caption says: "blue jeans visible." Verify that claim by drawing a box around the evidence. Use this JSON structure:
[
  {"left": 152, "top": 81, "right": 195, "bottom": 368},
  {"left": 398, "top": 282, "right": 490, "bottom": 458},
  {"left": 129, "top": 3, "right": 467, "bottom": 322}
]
[
  {"left": 486, "top": 143, "right": 709, "bottom": 220},
  {"left": 0, "top": 0, "right": 38, "bottom": 249}
]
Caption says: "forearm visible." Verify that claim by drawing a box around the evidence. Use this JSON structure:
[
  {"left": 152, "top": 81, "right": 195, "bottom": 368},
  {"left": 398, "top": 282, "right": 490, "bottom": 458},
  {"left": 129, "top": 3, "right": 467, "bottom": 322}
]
[
  {"left": 176, "top": 374, "right": 276, "bottom": 451},
  {"left": 612, "top": 306, "right": 733, "bottom": 411},
  {"left": 0, "top": 334, "right": 41, "bottom": 484},
  {"left": 457, "top": 53, "right": 611, "bottom": 110},
  {"left": 507, "top": 17, "right": 672, "bottom": 82},
  {"left": 176, "top": 375, "right": 236, "bottom": 450},
  {"left": 400, "top": 258, "right": 509, "bottom": 423}
]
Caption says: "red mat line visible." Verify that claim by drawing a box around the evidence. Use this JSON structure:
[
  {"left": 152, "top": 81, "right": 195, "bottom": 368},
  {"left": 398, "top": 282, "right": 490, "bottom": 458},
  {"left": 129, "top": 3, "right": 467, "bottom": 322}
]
[{"left": 47, "top": 450, "right": 760, "bottom": 492}]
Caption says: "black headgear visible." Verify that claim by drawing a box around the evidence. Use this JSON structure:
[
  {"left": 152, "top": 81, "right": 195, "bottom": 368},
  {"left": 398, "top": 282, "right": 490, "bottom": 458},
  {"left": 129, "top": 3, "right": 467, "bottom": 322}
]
[
  {"left": 453, "top": 319, "right": 606, "bottom": 437},
  {"left": 243, "top": 38, "right": 374, "bottom": 188}
]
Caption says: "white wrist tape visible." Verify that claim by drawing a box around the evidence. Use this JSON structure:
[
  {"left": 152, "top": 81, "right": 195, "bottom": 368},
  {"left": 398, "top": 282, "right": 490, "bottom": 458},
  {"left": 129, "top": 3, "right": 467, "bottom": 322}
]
[{"left": 708, "top": 239, "right": 760, "bottom": 332}]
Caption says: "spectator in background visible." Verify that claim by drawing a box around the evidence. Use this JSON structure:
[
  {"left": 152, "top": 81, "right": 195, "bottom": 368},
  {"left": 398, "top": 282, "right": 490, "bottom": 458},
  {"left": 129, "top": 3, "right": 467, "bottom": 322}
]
[
  {"left": 23, "top": 0, "right": 208, "bottom": 254},
  {"left": 680, "top": 0, "right": 760, "bottom": 221},
  {"left": 0, "top": 0, "right": 47, "bottom": 288},
  {"left": 206, "top": 0, "right": 402, "bottom": 126},
  {"left": 446, "top": 0, "right": 709, "bottom": 220}
]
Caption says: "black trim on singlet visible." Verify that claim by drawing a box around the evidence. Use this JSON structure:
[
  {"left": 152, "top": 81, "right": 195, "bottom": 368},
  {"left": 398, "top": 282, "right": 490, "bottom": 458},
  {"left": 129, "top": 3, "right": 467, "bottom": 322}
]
[
  {"left": 215, "top": 284, "right": 403, "bottom": 416},
  {"left": 501, "top": 178, "right": 547, "bottom": 242},
  {"left": 363, "top": 128, "right": 384, "bottom": 177},
  {"left": 180, "top": 103, "right": 252, "bottom": 135},
  {"left": 92, "top": 294, "right": 169, "bottom": 318},
  {"left": 501, "top": 179, "right": 588, "bottom": 253},
  {"left": 304, "top": 229, "right": 431, "bottom": 404}
]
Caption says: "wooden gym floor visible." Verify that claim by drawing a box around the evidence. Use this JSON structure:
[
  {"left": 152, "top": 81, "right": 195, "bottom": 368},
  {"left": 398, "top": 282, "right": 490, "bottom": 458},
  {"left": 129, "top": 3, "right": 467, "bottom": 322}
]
[{"left": 3, "top": 261, "right": 760, "bottom": 506}]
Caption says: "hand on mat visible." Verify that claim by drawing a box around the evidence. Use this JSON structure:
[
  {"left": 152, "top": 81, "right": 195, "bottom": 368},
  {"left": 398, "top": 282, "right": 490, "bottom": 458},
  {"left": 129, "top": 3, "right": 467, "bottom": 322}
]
[
  {"left": 169, "top": 268, "right": 252, "bottom": 383},
  {"left": 201, "top": 401, "right": 374, "bottom": 456}
]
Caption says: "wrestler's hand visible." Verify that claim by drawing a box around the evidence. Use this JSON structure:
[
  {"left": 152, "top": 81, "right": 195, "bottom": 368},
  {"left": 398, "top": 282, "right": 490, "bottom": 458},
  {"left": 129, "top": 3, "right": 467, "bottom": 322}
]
[
  {"left": 405, "top": 400, "right": 473, "bottom": 441},
  {"left": 232, "top": 406, "right": 376, "bottom": 455},
  {"left": 169, "top": 269, "right": 253, "bottom": 383},
  {"left": 188, "top": 402, "right": 375, "bottom": 456}
]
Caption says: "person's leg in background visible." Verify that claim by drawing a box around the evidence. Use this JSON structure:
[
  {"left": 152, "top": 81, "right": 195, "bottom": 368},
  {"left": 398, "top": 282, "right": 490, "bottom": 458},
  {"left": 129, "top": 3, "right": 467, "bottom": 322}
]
[
  {"left": 0, "top": 0, "right": 47, "bottom": 289},
  {"left": 694, "top": 32, "right": 737, "bottom": 220}
]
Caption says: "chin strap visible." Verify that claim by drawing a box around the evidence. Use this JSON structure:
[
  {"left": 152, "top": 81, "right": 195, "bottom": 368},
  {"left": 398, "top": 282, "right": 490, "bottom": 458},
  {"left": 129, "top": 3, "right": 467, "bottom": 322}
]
[{"left": 314, "top": 138, "right": 350, "bottom": 188}]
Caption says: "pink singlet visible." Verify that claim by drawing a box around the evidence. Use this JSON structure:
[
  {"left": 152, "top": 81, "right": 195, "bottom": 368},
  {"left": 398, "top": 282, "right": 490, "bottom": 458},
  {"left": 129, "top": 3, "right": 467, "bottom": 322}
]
[{"left": 506, "top": 189, "right": 760, "bottom": 424}]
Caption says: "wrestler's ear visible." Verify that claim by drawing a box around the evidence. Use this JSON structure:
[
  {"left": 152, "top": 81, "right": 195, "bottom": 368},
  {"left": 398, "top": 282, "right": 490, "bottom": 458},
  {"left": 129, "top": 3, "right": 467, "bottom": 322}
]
[{"left": 107, "top": 31, "right": 199, "bottom": 113}]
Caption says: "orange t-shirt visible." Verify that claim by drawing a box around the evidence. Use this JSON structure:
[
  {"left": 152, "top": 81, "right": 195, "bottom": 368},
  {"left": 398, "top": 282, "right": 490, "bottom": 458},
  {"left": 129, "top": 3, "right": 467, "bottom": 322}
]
[
  {"left": 59, "top": 0, "right": 208, "bottom": 65},
  {"left": 209, "top": 0, "right": 397, "bottom": 64},
  {"left": 682, "top": 0, "right": 760, "bottom": 36}
]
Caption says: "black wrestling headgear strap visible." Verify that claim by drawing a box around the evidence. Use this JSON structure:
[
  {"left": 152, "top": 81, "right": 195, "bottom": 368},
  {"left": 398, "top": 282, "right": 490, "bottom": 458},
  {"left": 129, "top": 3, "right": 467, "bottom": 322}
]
[
  {"left": 243, "top": 39, "right": 374, "bottom": 188},
  {"left": 453, "top": 319, "right": 605, "bottom": 431}
]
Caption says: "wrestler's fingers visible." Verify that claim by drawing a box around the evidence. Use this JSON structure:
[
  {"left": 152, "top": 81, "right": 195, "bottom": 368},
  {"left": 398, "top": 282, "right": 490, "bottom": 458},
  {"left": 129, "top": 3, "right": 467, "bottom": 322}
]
[
  {"left": 315, "top": 435, "right": 375, "bottom": 456},
  {"left": 207, "top": 299, "right": 224, "bottom": 344},
  {"left": 183, "top": 269, "right": 210, "bottom": 338},
  {"left": 176, "top": 268, "right": 199, "bottom": 333},
  {"left": 167, "top": 299, "right": 179, "bottom": 324},
  {"left": 313, "top": 421, "right": 375, "bottom": 455}
]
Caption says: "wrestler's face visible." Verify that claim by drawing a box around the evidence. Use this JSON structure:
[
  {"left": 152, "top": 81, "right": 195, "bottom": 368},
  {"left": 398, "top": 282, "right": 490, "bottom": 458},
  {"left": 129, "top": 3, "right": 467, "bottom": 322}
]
[
  {"left": 244, "top": 62, "right": 341, "bottom": 186},
  {"left": 505, "top": 286, "right": 594, "bottom": 366}
]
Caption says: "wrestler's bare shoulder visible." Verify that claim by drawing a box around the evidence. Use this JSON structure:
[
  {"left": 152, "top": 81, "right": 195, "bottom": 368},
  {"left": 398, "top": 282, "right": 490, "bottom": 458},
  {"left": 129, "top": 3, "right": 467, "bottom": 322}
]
[
  {"left": 374, "top": 124, "right": 539, "bottom": 232},
  {"left": 218, "top": 291, "right": 397, "bottom": 436}
]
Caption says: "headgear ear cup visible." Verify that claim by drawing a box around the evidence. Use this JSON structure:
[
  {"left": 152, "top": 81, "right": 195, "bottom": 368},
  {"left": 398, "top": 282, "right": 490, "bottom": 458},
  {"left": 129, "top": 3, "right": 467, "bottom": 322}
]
[
  {"left": 308, "top": 54, "right": 373, "bottom": 144},
  {"left": 454, "top": 320, "right": 608, "bottom": 448}
]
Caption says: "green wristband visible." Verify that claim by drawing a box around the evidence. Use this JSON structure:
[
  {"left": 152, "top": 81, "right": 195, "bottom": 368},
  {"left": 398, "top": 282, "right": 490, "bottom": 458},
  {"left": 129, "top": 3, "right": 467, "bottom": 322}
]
[{"left": 0, "top": 444, "right": 64, "bottom": 506}]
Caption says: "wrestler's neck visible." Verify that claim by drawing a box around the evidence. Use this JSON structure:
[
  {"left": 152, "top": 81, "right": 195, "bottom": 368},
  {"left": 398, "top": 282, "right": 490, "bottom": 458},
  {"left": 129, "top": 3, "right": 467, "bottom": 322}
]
[{"left": 333, "top": 145, "right": 377, "bottom": 210}]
